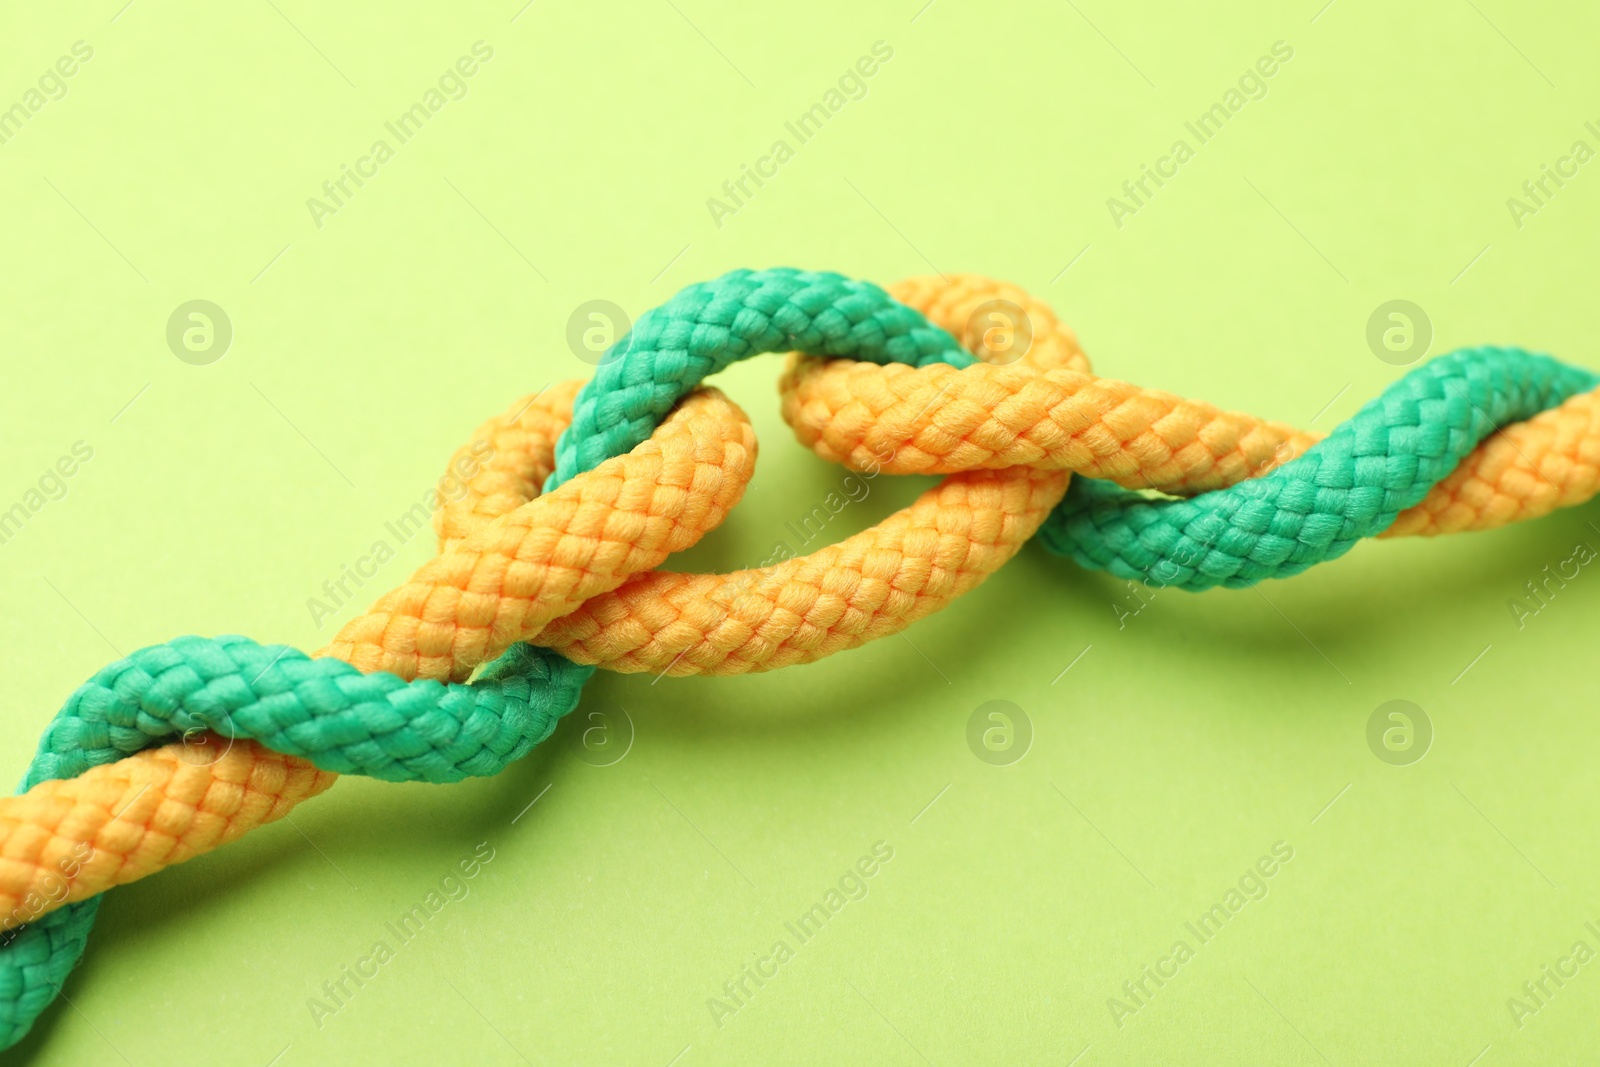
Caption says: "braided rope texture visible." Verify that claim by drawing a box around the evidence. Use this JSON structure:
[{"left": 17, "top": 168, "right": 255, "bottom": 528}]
[
  {"left": 322, "top": 386, "right": 756, "bottom": 681},
  {"left": 0, "top": 742, "right": 334, "bottom": 1047},
  {"left": 782, "top": 274, "right": 1319, "bottom": 490},
  {"left": 34, "top": 636, "right": 594, "bottom": 788},
  {"left": 1381, "top": 388, "right": 1600, "bottom": 536},
  {"left": 535, "top": 467, "right": 1068, "bottom": 674},
  {"left": 1039, "top": 348, "right": 1600, "bottom": 589},
  {"left": 3, "top": 269, "right": 1600, "bottom": 1049},
  {"left": 552, "top": 268, "right": 975, "bottom": 484},
  {"left": 0, "top": 638, "right": 583, "bottom": 935}
]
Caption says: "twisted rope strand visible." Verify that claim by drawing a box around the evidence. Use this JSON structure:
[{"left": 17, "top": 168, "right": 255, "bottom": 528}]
[
  {"left": 534, "top": 467, "right": 1068, "bottom": 674},
  {"left": 0, "top": 743, "right": 335, "bottom": 1042},
  {"left": 552, "top": 268, "right": 976, "bottom": 485},
  {"left": 783, "top": 277, "right": 1600, "bottom": 535},
  {"left": 782, "top": 274, "right": 1318, "bottom": 491},
  {"left": 0, "top": 382, "right": 760, "bottom": 1044},
  {"left": 32, "top": 637, "right": 595, "bottom": 789},
  {"left": 1040, "top": 348, "right": 1600, "bottom": 589},
  {"left": 435, "top": 379, "right": 584, "bottom": 554},
  {"left": 321, "top": 387, "right": 757, "bottom": 680},
  {"left": 1380, "top": 388, "right": 1600, "bottom": 536}
]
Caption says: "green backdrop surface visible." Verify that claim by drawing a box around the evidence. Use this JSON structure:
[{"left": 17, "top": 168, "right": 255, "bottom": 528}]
[{"left": 2, "top": 1, "right": 1598, "bottom": 1064}]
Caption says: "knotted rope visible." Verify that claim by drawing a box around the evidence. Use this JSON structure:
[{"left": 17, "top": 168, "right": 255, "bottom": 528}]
[{"left": 1, "top": 268, "right": 1596, "bottom": 1047}]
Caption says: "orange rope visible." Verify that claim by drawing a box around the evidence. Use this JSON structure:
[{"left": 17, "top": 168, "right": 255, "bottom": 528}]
[
  {"left": 1381, "top": 388, "right": 1600, "bottom": 536},
  {"left": 320, "top": 386, "right": 756, "bottom": 681},
  {"left": 0, "top": 743, "right": 336, "bottom": 933},
  {"left": 782, "top": 275, "right": 1318, "bottom": 490}
]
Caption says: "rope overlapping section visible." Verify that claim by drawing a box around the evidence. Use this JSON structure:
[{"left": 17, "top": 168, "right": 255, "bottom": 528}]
[
  {"left": 2, "top": 268, "right": 1598, "bottom": 1048},
  {"left": 0, "top": 384, "right": 760, "bottom": 1044},
  {"left": 1040, "top": 350, "right": 1598, "bottom": 588}
]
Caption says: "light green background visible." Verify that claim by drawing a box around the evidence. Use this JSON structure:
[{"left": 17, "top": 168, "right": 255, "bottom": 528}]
[{"left": 2, "top": 1, "right": 1598, "bottom": 1064}]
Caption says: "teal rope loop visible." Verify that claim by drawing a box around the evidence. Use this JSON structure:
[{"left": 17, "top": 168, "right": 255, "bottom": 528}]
[{"left": 550, "top": 266, "right": 973, "bottom": 486}]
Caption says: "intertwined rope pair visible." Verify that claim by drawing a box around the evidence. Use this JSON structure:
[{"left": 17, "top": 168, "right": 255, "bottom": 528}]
[{"left": 2, "top": 268, "right": 1597, "bottom": 1046}]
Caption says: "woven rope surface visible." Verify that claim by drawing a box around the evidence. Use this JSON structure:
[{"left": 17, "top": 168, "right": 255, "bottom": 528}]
[{"left": 1039, "top": 348, "right": 1599, "bottom": 588}]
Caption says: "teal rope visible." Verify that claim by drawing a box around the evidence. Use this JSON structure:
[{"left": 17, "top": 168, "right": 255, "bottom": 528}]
[
  {"left": 550, "top": 266, "right": 973, "bottom": 485},
  {"left": 0, "top": 901, "right": 92, "bottom": 1050},
  {"left": 31, "top": 636, "right": 590, "bottom": 787},
  {"left": 1038, "top": 346, "right": 1600, "bottom": 588},
  {"left": 0, "top": 267, "right": 977, "bottom": 1048}
]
